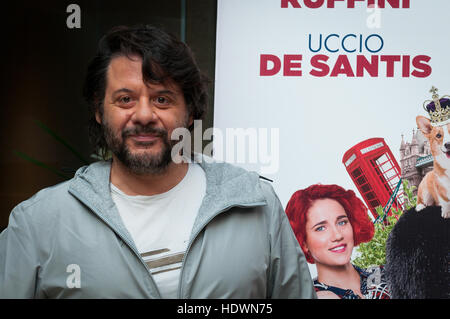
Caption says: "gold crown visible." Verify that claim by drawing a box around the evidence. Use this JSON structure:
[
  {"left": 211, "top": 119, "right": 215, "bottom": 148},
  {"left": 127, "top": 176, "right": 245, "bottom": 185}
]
[{"left": 423, "top": 86, "right": 450, "bottom": 126}]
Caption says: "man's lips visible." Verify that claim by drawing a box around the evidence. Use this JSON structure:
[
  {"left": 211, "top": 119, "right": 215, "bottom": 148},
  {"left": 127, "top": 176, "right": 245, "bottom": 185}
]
[
  {"left": 129, "top": 134, "right": 161, "bottom": 143},
  {"left": 329, "top": 244, "right": 347, "bottom": 253}
]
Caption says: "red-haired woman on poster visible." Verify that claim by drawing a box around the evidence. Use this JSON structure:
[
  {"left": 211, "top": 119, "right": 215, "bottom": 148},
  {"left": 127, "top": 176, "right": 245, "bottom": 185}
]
[{"left": 285, "top": 184, "right": 391, "bottom": 299}]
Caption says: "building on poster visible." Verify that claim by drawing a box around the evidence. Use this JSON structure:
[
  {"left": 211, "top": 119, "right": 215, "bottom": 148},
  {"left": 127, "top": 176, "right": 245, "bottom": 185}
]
[{"left": 399, "top": 129, "right": 433, "bottom": 195}]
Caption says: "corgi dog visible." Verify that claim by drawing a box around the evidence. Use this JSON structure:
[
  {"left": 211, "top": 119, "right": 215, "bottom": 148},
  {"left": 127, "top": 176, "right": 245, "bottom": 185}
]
[{"left": 416, "top": 115, "right": 450, "bottom": 218}]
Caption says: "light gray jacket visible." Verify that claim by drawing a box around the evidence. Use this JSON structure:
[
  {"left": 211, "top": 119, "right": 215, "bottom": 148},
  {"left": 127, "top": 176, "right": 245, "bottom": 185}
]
[{"left": 0, "top": 160, "right": 315, "bottom": 298}]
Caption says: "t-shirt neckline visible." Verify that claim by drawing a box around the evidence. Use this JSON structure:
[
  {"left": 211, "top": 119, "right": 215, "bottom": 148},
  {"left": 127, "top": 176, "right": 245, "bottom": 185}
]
[{"left": 110, "top": 164, "right": 194, "bottom": 202}]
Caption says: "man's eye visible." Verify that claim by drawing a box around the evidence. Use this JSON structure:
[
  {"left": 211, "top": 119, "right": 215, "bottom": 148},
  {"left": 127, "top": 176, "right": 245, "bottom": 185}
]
[
  {"left": 118, "top": 96, "right": 132, "bottom": 104},
  {"left": 154, "top": 96, "right": 170, "bottom": 105}
]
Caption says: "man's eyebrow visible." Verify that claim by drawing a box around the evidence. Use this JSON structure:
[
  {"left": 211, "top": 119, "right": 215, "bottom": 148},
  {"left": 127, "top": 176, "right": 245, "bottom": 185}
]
[
  {"left": 155, "top": 89, "right": 177, "bottom": 96},
  {"left": 111, "top": 88, "right": 179, "bottom": 97},
  {"left": 112, "top": 88, "right": 134, "bottom": 95}
]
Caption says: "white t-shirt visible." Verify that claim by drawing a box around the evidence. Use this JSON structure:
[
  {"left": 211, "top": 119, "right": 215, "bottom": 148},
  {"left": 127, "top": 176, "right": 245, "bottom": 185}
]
[{"left": 110, "top": 163, "right": 206, "bottom": 298}]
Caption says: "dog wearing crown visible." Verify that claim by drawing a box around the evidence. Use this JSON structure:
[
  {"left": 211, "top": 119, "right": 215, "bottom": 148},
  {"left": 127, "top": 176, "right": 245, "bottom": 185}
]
[{"left": 416, "top": 87, "right": 450, "bottom": 218}]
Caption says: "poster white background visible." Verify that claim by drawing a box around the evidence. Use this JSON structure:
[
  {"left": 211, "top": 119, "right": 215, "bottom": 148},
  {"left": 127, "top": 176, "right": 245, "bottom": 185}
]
[{"left": 214, "top": 0, "right": 450, "bottom": 278}]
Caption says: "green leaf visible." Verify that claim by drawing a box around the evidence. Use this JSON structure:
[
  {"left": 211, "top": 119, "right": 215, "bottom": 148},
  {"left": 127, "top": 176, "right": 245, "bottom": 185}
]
[
  {"left": 354, "top": 181, "right": 415, "bottom": 268},
  {"left": 34, "top": 119, "right": 90, "bottom": 165},
  {"left": 14, "top": 150, "right": 72, "bottom": 180}
]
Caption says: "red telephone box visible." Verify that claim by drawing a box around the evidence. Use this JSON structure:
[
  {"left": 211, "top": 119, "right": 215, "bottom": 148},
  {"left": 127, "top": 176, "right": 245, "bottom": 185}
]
[{"left": 342, "top": 138, "right": 404, "bottom": 219}]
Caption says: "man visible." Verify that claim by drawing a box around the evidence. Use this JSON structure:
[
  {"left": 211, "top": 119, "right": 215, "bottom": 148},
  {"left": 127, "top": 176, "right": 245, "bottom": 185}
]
[{"left": 0, "top": 25, "right": 315, "bottom": 298}]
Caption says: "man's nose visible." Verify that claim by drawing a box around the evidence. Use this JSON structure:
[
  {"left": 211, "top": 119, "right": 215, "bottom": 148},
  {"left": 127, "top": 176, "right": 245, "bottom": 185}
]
[{"left": 132, "top": 99, "right": 157, "bottom": 125}]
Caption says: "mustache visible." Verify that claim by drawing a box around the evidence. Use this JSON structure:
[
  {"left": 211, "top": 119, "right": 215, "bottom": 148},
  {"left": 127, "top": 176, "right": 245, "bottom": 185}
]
[{"left": 122, "top": 125, "right": 168, "bottom": 138}]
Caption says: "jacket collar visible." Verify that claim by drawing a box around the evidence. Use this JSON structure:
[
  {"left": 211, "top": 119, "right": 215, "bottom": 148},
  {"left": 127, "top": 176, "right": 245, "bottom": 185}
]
[
  {"left": 68, "top": 160, "right": 133, "bottom": 244},
  {"left": 68, "top": 156, "right": 267, "bottom": 243},
  {"left": 192, "top": 156, "right": 268, "bottom": 237}
]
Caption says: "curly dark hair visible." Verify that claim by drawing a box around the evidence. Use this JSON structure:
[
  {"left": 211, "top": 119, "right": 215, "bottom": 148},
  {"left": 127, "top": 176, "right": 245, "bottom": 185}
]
[
  {"left": 83, "top": 25, "right": 209, "bottom": 158},
  {"left": 285, "top": 184, "right": 375, "bottom": 264}
]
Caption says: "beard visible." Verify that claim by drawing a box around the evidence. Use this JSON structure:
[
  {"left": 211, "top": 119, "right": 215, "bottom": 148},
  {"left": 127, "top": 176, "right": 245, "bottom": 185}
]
[{"left": 102, "top": 119, "right": 182, "bottom": 175}]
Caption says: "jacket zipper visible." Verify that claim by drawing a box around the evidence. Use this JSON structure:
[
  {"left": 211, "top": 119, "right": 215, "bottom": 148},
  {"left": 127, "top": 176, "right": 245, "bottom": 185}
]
[
  {"left": 176, "top": 202, "right": 266, "bottom": 298},
  {"left": 69, "top": 189, "right": 162, "bottom": 298}
]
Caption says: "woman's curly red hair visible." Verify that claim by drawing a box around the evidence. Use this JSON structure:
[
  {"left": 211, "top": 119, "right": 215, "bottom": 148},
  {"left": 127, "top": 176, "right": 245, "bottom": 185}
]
[{"left": 285, "top": 184, "right": 374, "bottom": 264}]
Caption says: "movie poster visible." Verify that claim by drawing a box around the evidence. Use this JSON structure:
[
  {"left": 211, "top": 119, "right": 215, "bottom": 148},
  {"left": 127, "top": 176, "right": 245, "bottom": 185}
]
[
  {"left": 1, "top": 0, "right": 448, "bottom": 301},
  {"left": 213, "top": 0, "right": 450, "bottom": 278}
]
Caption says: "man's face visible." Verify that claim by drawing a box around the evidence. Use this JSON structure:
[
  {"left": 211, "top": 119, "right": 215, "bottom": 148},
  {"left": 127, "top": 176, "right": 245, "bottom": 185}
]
[{"left": 98, "top": 55, "right": 192, "bottom": 175}]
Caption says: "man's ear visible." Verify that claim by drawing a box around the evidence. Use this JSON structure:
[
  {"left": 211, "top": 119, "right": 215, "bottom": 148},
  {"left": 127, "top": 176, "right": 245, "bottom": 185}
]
[
  {"left": 95, "top": 110, "right": 102, "bottom": 124},
  {"left": 93, "top": 95, "right": 103, "bottom": 124},
  {"left": 416, "top": 116, "right": 432, "bottom": 136}
]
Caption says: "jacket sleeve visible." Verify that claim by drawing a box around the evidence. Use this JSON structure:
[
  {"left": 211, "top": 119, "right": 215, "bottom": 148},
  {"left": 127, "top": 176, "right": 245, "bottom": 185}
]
[
  {"left": 265, "top": 185, "right": 317, "bottom": 299},
  {"left": 0, "top": 205, "right": 39, "bottom": 298}
]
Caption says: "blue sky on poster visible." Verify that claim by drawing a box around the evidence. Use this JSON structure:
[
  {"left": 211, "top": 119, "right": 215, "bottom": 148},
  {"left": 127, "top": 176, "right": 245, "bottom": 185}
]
[{"left": 214, "top": 0, "right": 448, "bottom": 204}]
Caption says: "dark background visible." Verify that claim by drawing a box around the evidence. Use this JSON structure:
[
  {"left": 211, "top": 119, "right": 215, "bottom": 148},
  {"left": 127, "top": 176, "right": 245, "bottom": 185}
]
[{"left": 0, "top": 0, "right": 217, "bottom": 231}]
